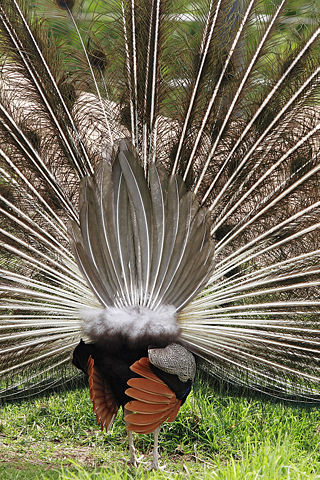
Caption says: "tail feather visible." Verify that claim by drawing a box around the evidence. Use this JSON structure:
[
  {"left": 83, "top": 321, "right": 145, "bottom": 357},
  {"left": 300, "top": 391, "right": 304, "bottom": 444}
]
[
  {"left": 0, "top": 1, "right": 92, "bottom": 177},
  {"left": 69, "top": 141, "right": 215, "bottom": 313}
]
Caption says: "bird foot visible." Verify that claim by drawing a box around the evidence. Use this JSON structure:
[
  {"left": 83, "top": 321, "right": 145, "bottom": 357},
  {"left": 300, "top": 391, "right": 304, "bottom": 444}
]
[
  {"left": 128, "top": 454, "right": 145, "bottom": 468},
  {"left": 148, "top": 461, "right": 166, "bottom": 471}
]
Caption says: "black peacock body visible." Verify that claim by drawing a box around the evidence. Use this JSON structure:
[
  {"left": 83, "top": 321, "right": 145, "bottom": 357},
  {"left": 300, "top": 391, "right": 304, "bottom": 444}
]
[{"left": 0, "top": 0, "right": 320, "bottom": 468}]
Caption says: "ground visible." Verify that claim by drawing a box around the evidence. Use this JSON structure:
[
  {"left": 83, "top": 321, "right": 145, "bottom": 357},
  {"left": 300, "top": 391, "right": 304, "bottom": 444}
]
[{"left": 1, "top": 379, "right": 320, "bottom": 479}]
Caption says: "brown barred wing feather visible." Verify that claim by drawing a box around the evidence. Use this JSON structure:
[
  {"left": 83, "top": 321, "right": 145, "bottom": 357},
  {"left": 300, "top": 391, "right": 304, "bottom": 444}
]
[
  {"left": 87, "top": 356, "right": 118, "bottom": 432},
  {"left": 124, "top": 358, "right": 181, "bottom": 434}
]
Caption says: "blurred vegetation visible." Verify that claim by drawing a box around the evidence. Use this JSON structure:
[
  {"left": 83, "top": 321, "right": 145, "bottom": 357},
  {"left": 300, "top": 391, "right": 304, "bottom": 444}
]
[{"left": 32, "top": 0, "right": 320, "bottom": 50}]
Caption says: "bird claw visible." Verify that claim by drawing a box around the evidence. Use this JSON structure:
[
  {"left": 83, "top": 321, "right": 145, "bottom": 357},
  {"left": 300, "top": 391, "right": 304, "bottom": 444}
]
[
  {"left": 128, "top": 454, "right": 145, "bottom": 468},
  {"left": 148, "top": 461, "right": 166, "bottom": 471}
]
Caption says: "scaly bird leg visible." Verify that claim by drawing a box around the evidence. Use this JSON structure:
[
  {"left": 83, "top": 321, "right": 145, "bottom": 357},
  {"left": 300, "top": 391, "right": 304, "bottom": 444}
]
[
  {"left": 128, "top": 430, "right": 139, "bottom": 467},
  {"left": 124, "top": 430, "right": 144, "bottom": 467},
  {"left": 125, "top": 409, "right": 144, "bottom": 467},
  {"left": 148, "top": 426, "right": 163, "bottom": 471}
]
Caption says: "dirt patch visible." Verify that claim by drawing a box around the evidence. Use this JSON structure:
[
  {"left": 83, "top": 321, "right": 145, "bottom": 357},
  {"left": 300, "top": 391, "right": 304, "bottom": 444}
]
[
  {"left": 0, "top": 442, "right": 102, "bottom": 469},
  {"left": 48, "top": 446, "right": 101, "bottom": 467}
]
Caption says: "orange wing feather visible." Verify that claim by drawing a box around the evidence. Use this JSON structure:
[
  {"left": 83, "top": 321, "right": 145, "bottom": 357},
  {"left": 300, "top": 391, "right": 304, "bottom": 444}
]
[
  {"left": 124, "top": 357, "right": 182, "bottom": 434},
  {"left": 87, "top": 356, "right": 118, "bottom": 432}
]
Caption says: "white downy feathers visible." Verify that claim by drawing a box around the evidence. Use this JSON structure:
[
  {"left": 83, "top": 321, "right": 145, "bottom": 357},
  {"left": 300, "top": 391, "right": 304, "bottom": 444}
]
[{"left": 81, "top": 305, "right": 180, "bottom": 346}]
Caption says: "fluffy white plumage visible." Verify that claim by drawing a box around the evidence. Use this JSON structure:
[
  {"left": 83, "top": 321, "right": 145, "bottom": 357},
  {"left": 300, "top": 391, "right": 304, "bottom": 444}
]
[{"left": 81, "top": 305, "right": 180, "bottom": 345}]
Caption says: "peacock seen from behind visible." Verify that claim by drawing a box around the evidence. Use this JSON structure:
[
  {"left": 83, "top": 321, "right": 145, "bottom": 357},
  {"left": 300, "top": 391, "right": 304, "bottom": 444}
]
[{"left": 0, "top": 0, "right": 320, "bottom": 470}]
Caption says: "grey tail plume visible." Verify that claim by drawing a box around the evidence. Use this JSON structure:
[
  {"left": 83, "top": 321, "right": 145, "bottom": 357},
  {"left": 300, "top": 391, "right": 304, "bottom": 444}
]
[
  {"left": 70, "top": 140, "right": 214, "bottom": 310},
  {"left": 0, "top": 0, "right": 319, "bottom": 402},
  {"left": 69, "top": 140, "right": 214, "bottom": 346}
]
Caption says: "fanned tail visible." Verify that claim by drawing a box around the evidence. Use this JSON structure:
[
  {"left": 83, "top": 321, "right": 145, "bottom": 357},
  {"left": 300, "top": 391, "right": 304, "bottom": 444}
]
[{"left": 0, "top": 0, "right": 320, "bottom": 401}]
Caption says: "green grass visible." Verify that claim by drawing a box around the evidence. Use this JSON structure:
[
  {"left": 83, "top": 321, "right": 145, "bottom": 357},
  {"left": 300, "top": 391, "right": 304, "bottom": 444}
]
[{"left": 1, "top": 381, "right": 320, "bottom": 479}]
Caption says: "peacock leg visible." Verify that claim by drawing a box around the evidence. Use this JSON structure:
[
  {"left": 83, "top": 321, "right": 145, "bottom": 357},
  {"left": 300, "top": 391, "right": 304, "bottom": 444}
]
[
  {"left": 125, "top": 409, "right": 144, "bottom": 467},
  {"left": 128, "top": 430, "right": 140, "bottom": 467},
  {"left": 148, "top": 426, "right": 164, "bottom": 471}
]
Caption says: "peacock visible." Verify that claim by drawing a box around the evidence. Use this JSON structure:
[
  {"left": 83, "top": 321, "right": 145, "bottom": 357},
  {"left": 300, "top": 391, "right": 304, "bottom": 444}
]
[{"left": 0, "top": 0, "right": 320, "bottom": 470}]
